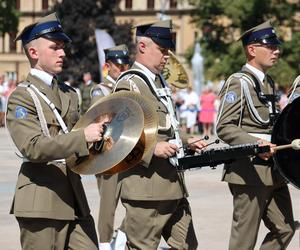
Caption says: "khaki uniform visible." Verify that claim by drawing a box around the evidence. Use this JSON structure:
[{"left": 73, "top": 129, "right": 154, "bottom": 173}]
[
  {"left": 216, "top": 66, "right": 295, "bottom": 249},
  {"left": 80, "top": 81, "right": 97, "bottom": 114},
  {"left": 288, "top": 75, "right": 300, "bottom": 103},
  {"left": 91, "top": 76, "right": 121, "bottom": 243},
  {"left": 90, "top": 77, "right": 114, "bottom": 104},
  {"left": 114, "top": 63, "right": 197, "bottom": 250},
  {"left": 6, "top": 74, "right": 98, "bottom": 249}
]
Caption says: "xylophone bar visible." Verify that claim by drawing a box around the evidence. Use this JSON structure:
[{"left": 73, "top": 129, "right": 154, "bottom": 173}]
[{"left": 178, "top": 143, "right": 270, "bottom": 170}]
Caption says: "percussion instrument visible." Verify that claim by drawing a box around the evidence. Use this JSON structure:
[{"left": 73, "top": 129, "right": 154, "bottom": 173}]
[
  {"left": 178, "top": 143, "right": 270, "bottom": 170},
  {"left": 272, "top": 96, "right": 300, "bottom": 189},
  {"left": 67, "top": 91, "right": 158, "bottom": 175}
]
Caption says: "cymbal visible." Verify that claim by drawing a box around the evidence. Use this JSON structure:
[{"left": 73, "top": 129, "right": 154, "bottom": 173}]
[
  {"left": 67, "top": 94, "right": 145, "bottom": 175},
  {"left": 162, "top": 50, "right": 189, "bottom": 89},
  {"left": 116, "top": 91, "right": 158, "bottom": 164}
]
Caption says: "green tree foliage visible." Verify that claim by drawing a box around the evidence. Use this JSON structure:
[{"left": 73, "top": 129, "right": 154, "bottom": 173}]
[
  {"left": 0, "top": 0, "right": 19, "bottom": 48},
  {"left": 189, "top": 0, "right": 300, "bottom": 86},
  {"left": 52, "top": 0, "right": 133, "bottom": 83}
]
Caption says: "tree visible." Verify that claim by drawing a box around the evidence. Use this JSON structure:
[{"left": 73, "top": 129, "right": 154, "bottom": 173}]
[
  {"left": 52, "top": 0, "right": 133, "bottom": 83},
  {"left": 189, "top": 0, "right": 300, "bottom": 86},
  {"left": 0, "top": 0, "right": 19, "bottom": 50}
]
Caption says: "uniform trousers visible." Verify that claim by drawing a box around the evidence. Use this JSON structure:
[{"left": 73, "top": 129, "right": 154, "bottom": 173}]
[
  {"left": 120, "top": 198, "right": 198, "bottom": 250},
  {"left": 17, "top": 215, "right": 98, "bottom": 250},
  {"left": 228, "top": 183, "right": 295, "bottom": 250},
  {"left": 96, "top": 174, "right": 120, "bottom": 242}
]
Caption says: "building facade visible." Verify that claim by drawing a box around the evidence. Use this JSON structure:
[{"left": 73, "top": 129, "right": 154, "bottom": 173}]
[{"left": 0, "top": 0, "right": 197, "bottom": 82}]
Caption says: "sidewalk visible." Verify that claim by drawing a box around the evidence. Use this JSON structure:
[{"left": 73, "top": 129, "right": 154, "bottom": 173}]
[{"left": 0, "top": 127, "right": 299, "bottom": 249}]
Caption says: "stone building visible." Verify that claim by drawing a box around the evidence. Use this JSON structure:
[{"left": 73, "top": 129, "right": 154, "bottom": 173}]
[{"left": 0, "top": 0, "right": 197, "bottom": 82}]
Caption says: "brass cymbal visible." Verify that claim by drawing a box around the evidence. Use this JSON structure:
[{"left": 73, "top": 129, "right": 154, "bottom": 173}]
[
  {"left": 162, "top": 50, "right": 189, "bottom": 89},
  {"left": 116, "top": 91, "right": 158, "bottom": 164},
  {"left": 67, "top": 94, "right": 145, "bottom": 175}
]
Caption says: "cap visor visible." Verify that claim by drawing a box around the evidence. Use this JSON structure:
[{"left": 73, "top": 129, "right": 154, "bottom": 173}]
[
  {"left": 43, "top": 32, "right": 72, "bottom": 43},
  {"left": 151, "top": 37, "right": 175, "bottom": 49},
  {"left": 261, "top": 36, "right": 282, "bottom": 45},
  {"left": 112, "top": 58, "right": 130, "bottom": 65}
]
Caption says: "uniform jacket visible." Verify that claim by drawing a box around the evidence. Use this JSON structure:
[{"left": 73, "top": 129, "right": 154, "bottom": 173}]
[
  {"left": 80, "top": 80, "right": 97, "bottom": 114},
  {"left": 114, "top": 62, "right": 187, "bottom": 200},
  {"left": 216, "top": 65, "right": 285, "bottom": 186},
  {"left": 6, "top": 74, "right": 91, "bottom": 220},
  {"left": 90, "top": 76, "right": 114, "bottom": 106}
]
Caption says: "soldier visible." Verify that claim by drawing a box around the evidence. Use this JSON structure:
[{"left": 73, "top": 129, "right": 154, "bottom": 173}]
[
  {"left": 80, "top": 71, "right": 97, "bottom": 114},
  {"left": 287, "top": 75, "right": 300, "bottom": 103},
  {"left": 6, "top": 13, "right": 108, "bottom": 249},
  {"left": 91, "top": 44, "right": 130, "bottom": 250},
  {"left": 113, "top": 20, "right": 206, "bottom": 250},
  {"left": 216, "top": 20, "right": 295, "bottom": 249},
  {"left": 91, "top": 44, "right": 130, "bottom": 101}
]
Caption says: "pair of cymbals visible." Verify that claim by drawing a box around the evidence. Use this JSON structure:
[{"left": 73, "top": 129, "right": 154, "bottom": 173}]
[{"left": 67, "top": 91, "right": 158, "bottom": 175}]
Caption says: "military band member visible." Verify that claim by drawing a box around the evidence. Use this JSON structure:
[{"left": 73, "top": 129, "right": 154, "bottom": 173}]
[
  {"left": 113, "top": 20, "right": 206, "bottom": 250},
  {"left": 287, "top": 75, "right": 300, "bottom": 103},
  {"left": 6, "top": 13, "right": 108, "bottom": 250},
  {"left": 91, "top": 44, "right": 130, "bottom": 101},
  {"left": 216, "top": 21, "right": 295, "bottom": 249},
  {"left": 91, "top": 44, "right": 130, "bottom": 250}
]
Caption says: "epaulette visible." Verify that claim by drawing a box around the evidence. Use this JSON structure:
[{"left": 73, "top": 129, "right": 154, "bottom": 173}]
[{"left": 61, "top": 82, "right": 76, "bottom": 93}]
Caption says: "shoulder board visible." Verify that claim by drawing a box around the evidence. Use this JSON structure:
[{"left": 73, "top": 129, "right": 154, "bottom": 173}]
[
  {"left": 18, "top": 82, "right": 30, "bottom": 88},
  {"left": 61, "top": 82, "right": 76, "bottom": 93}
]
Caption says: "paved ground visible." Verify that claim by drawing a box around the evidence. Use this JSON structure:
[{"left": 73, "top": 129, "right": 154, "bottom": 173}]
[{"left": 0, "top": 127, "right": 299, "bottom": 249}]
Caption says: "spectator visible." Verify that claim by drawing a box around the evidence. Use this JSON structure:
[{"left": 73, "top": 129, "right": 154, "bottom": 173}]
[
  {"left": 198, "top": 85, "right": 217, "bottom": 137},
  {"left": 180, "top": 85, "right": 199, "bottom": 134}
]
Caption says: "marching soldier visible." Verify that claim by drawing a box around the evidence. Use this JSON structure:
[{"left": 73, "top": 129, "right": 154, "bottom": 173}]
[
  {"left": 80, "top": 71, "right": 97, "bottom": 114},
  {"left": 91, "top": 44, "right": 130, "bottom": 101},
  {"left": 91, "top": 44, "right": 130, "bottom": 250},
  {"left": 6, "top": 13, "right": 108, "bottom": 249},
  {"left": 112, "top": 20, "right": 206, "bottom": 250},
  {"left": 216, "top": 21, "right": 295, "bottom": 249},
  {"left": 288, "top": 75, "right": 300, "bottom": 103}
]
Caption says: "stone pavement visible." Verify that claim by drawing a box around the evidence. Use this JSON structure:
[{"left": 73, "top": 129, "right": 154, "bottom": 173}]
[{"left": 0, "top": 127, "right": 299, "bottom": 249}]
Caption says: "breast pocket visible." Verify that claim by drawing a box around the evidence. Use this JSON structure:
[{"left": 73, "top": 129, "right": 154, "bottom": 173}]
[
  {"left": 68, "top": 110, "right": 79, "bottom": 126},
  {"left": 253, "top": 101, "right": 270, "bottom": 121},
  {"left": 157, "top": 103, "right": 171, "bottom": 130}
]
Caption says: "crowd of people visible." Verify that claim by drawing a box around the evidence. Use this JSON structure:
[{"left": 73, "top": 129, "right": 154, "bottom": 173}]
[{"left": 3, "top": 11, "right": 300, "bottom": 250}]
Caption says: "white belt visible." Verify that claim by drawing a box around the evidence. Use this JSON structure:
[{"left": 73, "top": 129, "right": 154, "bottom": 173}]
[{"left": 248, "top": 133, "right": 271, "bottom": 142}]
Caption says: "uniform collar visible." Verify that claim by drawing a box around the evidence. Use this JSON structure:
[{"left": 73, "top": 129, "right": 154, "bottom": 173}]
[
  {"left": 106, "top": 75, "right": 116, "bottom": 85},
  {"left": 244, "top": 63, "right": 265, "bottom": 84},
  {"left": 30, "top": 68, "right": 56, "bottom": 87},
  {"left": 134, "top": 61, "right": 156, "bottom": 82}
]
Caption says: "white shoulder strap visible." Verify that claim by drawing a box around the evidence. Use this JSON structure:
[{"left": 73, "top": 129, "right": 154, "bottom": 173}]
[
  {"left": 288, "top": 75, "right": 300, "bottom": 103},
  {"left": 27, "top": 84, "right": 69, "bottom": 134},
  {"left": 21, "top": 84, "right": 51, "bottom": 137}
]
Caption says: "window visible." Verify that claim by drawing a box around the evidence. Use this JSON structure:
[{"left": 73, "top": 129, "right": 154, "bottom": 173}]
[
  {"left": 15, "top": 0, "right": 20, "bottom": 10},
  {"left": 147, "top": 0, "right": 154, "bottom": 9},
  {"left": 9, "top": 32, "right": 17, "bottom": 52},
  {"left": 170, "top": 0, "right": 177, "bottom": 9},
  {"left": 125, "top": 0, "right": 132, "bottom": 9},
  {"left": 171, "top": 32, "right": 177, "bottom": 50},
  {"left": 42, "top": 0, "right": 48, "bottom": 10}
]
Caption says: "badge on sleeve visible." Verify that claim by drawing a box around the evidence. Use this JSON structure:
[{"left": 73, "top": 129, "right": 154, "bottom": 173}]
[
  {"left": 15, "top": 106, "right": 28, "bottom": 119},
  {"left": 225, "top": 91, "right": 237, "bottom": 104}
]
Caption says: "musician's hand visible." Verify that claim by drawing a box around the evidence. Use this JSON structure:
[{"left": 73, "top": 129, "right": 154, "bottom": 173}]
[
  {"left": 187, "top": 137, "right": 207, "bottom": 153},
  {"left": 154, "top": 141, "right": 178, "bottom": 159},
  {"left": 257, "top": 139, "right": 276, "bottom": 161},
  {"left": 84, "top": 122, "right": 107, "bottom": 143}
]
